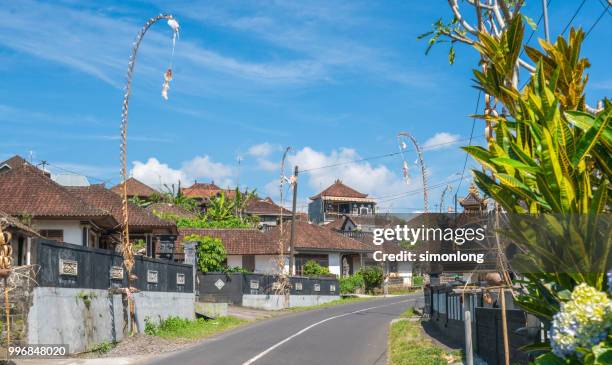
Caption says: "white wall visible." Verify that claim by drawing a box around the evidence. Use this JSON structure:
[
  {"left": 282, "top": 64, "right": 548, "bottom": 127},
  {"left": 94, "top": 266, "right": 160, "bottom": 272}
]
[
  {"left": 328, "top": 253, "right": 340, "bottom": 275},
  {"left": 227, "top": 255, "right": 242, "bottom": 268},
  {"left": 255, "top": 255, "right": 288, "bottom": 274},
  {"left": 33, "top": 220, "right": 83, "bottom": 246}
]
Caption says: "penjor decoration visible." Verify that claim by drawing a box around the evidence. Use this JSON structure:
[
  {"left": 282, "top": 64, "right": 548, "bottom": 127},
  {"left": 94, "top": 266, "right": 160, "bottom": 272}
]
[{"left": 119, "top": 14, "right": 179, "bottom": 336}]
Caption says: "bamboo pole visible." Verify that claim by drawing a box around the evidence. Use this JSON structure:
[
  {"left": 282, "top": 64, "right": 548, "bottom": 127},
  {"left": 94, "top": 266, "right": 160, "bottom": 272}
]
[{"left": 500, "top": 287, "right": 510, "bottom": 365}]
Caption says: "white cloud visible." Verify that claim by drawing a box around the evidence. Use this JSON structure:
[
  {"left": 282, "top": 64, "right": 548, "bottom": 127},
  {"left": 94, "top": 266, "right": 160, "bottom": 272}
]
[
  {"left": 248, "top": 142, "right": 280, "bottom": 157},
  {"left": 131, "top": 155, "right": 234, "bottom": 190},
  {"left": 283, "top": 147, "right": 413, "bottom": 204},
  {"left": 423, "top": 132, "right": 461, "bottom": 151},
  {"left": 256, "top": 158, "right": 279, "bottom": 172}
]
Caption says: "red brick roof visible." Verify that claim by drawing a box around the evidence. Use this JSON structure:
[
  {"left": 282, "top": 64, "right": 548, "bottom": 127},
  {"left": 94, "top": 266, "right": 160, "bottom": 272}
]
[
  {"left": 245, "top": 198, "right": 291, "bottom": 216},
  {"left": 0, "top": 210, "right": 41, "bottom": 237},
  {"left": 110, "top": 178, "right": 158, "bottom": 198},
  {"left": 181, "top": 182, "right": 236, "bottom": 200},
  {"left": 266, "top": 221, "right": 372, "bottom": 252},
  {"left": 0, "top": 155, "right": 31, "bottom": 172},
  {"left": 0, "top": 165, "right": 116, "bottom": 226},
  {"left": 178, "top": 228, "right": 280, "bottom": 255},
  {"left": 67, "top": 185, "right": 176, "bottom": 232},
  {"left": 147, "top": 203, "right": 198, "bottom": 220},
  {"left": 309, "top": 179, "right": 369, "bottom": 200}
]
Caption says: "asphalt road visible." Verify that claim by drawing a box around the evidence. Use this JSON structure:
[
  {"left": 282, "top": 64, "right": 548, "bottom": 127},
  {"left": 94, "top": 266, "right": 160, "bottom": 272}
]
[{"left": 142, "top": 294, "right": 422, "bottom": 365}]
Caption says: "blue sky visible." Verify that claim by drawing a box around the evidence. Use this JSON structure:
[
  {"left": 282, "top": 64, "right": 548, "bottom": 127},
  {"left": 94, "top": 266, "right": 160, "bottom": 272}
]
[{"left": 1, "top": 0, "right": 610, "bottom": 212}]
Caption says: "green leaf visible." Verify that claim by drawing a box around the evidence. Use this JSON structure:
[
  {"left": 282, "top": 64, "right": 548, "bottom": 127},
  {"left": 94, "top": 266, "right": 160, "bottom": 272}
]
[
  {"left": 572, "top": 109, "right": 610, "bottom": 167},
  {"left": 523, "top": 15, "right": 538, "bottom": 31},
  {"left": 448, "top": 46, "right": 455, "bottom": 65},
  {"left": 491, "top": 157, "right": 539, "bottom": 173},
  {"left": 520, "top": 342, "right": 551, "bottom": 352}
]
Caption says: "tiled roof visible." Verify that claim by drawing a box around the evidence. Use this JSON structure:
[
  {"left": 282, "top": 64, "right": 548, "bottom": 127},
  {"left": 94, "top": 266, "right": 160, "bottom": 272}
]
[
  {"left": 178, "top": 228, "right": 280, "bottom": 255},
  {"left": 0, "top": 155, "right": 30, "bottom": 172},
  {"left": 147, "top": 203, "right": 197, "bottom": 220},
  {"left": 67, "top": 185, "right": 176, "bottom": 231},
  {"left": 181, "top": 182, "right": 235, "bottom": 200},
  {"left": 0, "top": 165, "right": 116, "bottom": 224},
  {"left": 266, "top": 221, "right": 372, "bottom": 252},
  {"left": 309, "top": 179, "right": 369, "bottom": 200},
  {"left": 245, "top": 198, "right": 292, "bottom": 216},
  {"left": 324, "top": 217, "right": 348, "bottom": 231},
  {"left": 110, "top": 178, "right": 158, "bottom": 198},
  {"left": 0, "top": 211, "right": 41, "bottom": 237}
]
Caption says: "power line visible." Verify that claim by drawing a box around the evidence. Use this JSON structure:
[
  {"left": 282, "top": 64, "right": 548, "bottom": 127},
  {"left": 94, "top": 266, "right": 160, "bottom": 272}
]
[
  {"left": 454, "top": 91, "right": 482, "bottom": 198},
  {"left": 561, "top": 0, "right": 586, "bottom": 35},
  {"left": 375, "top": 177, "right": 464, "bottom": 204},
  {"left": 32, "top": 158, "right": 115, "bottom": 184},
  {"left": 519, "top": 0, "right": 552, "bottom": 59},
  {"left": 300, "top": 136, "right": 483, "bottom": 174},
  {"left": 586, "top": 3, "right": 610, "bottom": 37}
]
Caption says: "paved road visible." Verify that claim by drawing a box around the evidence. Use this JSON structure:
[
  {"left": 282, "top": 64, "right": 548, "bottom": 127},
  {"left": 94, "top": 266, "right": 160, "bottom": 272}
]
[{"left": 142, "top": 294, "right": 422, "bottom": 365}]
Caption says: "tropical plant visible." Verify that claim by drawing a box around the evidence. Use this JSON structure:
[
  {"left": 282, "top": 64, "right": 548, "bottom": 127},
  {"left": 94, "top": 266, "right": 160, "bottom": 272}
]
[
  {"left": 339, "top": 273, "right": 364, "bottom": 294},
  {"left": 185, "top": 234, "right": 227, "bottom": 273},
  {"left": 457, "top": 15, "right": 611, "bottom": 363},
  {"left": 302, "top": 260, "right": 331, "bottom": 277},
  {"left": 360, "top": 266, "right": 383, "bottom": 294}
]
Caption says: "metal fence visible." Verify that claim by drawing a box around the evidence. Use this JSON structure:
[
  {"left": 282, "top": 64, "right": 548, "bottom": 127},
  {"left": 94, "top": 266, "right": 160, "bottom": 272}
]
[{"left": 36, "top": 239, "right": 193, "bottom": 292}]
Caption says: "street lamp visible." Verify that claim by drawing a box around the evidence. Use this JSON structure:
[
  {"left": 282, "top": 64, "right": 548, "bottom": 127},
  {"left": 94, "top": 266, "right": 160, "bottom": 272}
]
[{"left": 119, "top": 14, "right": 179, "bottom": 335}]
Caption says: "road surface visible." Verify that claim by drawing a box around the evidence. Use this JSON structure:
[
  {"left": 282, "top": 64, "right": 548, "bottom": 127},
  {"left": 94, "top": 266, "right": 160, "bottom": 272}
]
[{"left": 142, "top": 294, "right": 422, "bottom": 365}]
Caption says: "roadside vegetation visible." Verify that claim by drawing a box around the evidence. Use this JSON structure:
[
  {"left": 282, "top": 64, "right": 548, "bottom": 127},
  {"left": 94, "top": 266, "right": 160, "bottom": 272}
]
[
  {"left": 388, "top": 311, "right": 461, "bottom": 365},
  {"left": 288, "top": 296, "right": 373, "bottom": 312},
  {"left": 144, "top": 316, "right": 246, "bottom": 340}
]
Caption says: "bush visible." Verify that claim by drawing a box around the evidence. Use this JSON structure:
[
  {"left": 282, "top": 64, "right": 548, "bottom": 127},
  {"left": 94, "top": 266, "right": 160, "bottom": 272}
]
[
  {"left": 412, "top": 276, "right": 424, "bottom": 287},
  {"left": 339, "top": 273, "right": 364, "bottom": 294},
  {"left": 302, "top": 260, "right": 331, "bottom": 277},
  {"left": 185, "top": 234, "right": 227, "bottom": 273},
  {"left": 360, "top": 266, "right": 383, "bottom": 294}
]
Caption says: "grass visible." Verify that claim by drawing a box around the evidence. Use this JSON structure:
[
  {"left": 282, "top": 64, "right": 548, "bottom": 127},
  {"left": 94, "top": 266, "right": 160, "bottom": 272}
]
[
  {"left": 145, "top": 316, "right": 247, "bottom": 340},
  {"left": 387, "top": 286, "right": 422, "bottom": 295},
  {"left": 88, "top": 341, "right": 116, "bottom": 354},
  {"left": 288, "top": 296, "right": 374, "bottom": 312},
  {"left": 388, "top": 315, "right": 461, "bottom": 365}
]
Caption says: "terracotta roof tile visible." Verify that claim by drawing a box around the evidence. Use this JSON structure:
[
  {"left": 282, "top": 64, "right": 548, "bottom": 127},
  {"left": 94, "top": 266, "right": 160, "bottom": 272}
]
[
  {"left": 0, "top": 155, "right": 31, "bottom": 172},
  {"left": 67, "top": 185, "right": 176, "bottom": 231},
  {"left": 110, "top": 178, "right": 158, "bottom": 198},
  {"left": 309, "top": 179, "right": 369, "bottom": 200},
  {"left": 181, "top": 182, "right": 236, "bottom": 200},
  {"left": 178, "top": 228, "right": 279, "bottom": 255},
  {"left": 266, "top": 221, "right": 372, "bottom": 252},
  {"left": 0, "top": 165, "right": 115, "bottom": 224},
  {"left": 245, "top": 198, "right": 291, "bottom": 216}
]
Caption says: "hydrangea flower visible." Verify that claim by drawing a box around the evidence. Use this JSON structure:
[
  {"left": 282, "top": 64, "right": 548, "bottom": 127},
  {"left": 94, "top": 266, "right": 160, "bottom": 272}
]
[{"left": 549, "top": 283, "right": 611, "bottom": 358}]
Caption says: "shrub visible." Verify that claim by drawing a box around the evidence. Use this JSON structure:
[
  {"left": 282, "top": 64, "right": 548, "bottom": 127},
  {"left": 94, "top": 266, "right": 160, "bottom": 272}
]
[
  {"left": 339, "top": 273, "right": 364, "bottom": 294},
  {"left": 360, "top": 266, "right": 383, "bottom": 294},
  {"left": 412, "top": 276, "right": 424, "bottom": 287},
  {"left": 185, "top": 234, "right": 227, "bottom": 273},
  {"left": 302, "top": 260, "right": 330, "bottom": 277}
]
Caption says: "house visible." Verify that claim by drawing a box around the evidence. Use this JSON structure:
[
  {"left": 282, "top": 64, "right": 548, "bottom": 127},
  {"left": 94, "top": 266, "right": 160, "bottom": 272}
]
[
  {"left": 110, "top": 177, "right": 159, "bottom": 200},
  {"left": 67, "top": 184, "right": 178, "bottom": 257},
  {"left": 244, "top": 197, "right": 292, "bottom": 230},
  {"left": 0, "top": 164, "right": 118, "bottom": 247},
  {"left": 326, "top": 214, "right": 414, "bottom": 285},
  {"left": 178, "top": 220, "right": 372, "bottom": 276},
  {"left": 266, "top": 221, "right": 373, "bottom": 276},
  {"left": 178, "top": 228, "right": 281, "bottom": 272},
  {"left": 0, "top": 210, "right": 41, "bottom": 266},
  {"left": 308, "top": 179, "right": 376, "bottom": 224}
]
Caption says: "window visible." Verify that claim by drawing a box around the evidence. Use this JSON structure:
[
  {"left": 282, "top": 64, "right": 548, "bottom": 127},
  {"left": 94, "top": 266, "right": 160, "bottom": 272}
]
[{"left": 40, "top": 229, "right": 64, "bottom": 242}]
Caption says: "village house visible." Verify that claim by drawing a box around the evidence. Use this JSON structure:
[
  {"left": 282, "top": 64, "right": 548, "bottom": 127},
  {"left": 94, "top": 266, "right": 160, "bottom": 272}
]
[
  {"left": 244, "top": 197, "right": 292, "bottom": 230},
  {"left": 0, "top": 163, "right": 118, "bottom": 248},
  {"left": 0, "top": 155, "right": 32, "bottom": 174},
  {"left": 110, "top": 177, "right": 159, "bottom": 200},
  {"left": 67, "top": 184, "right": 178, "bottom": 257},
  {"left": 1, "top": 210, "right": 41, "bottom": 266},
  {"left": 308, "top": 179, "right": 376, "bottom": 224},
  {"left": 178, "top": 220, "right": 372, "bottom": 276},
  {"left": 181, "top": 181, "right": 235, "bottom": 210}
]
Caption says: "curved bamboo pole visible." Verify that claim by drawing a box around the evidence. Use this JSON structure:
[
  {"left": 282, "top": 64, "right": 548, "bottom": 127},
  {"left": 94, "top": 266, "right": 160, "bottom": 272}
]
[
  {"left": 397, "top": 132, "right": 429, "bottom": 213},
  {"left": 120, "top": 13, "right": 178, "bottom": 335}
]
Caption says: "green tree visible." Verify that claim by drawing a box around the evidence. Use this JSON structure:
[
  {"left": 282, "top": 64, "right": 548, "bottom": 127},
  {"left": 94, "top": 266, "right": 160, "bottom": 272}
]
[{"left": 185, "top": 234, "right": 227, "bottom": 273}]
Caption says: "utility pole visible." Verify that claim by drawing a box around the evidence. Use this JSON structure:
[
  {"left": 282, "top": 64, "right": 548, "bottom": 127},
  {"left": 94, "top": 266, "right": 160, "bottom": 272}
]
[
  {"left": 542, "top": 0, "right": 550, "bottom": 42},
  {"left": 288, "top": 165, "right": 298, "bottom": 275}
]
